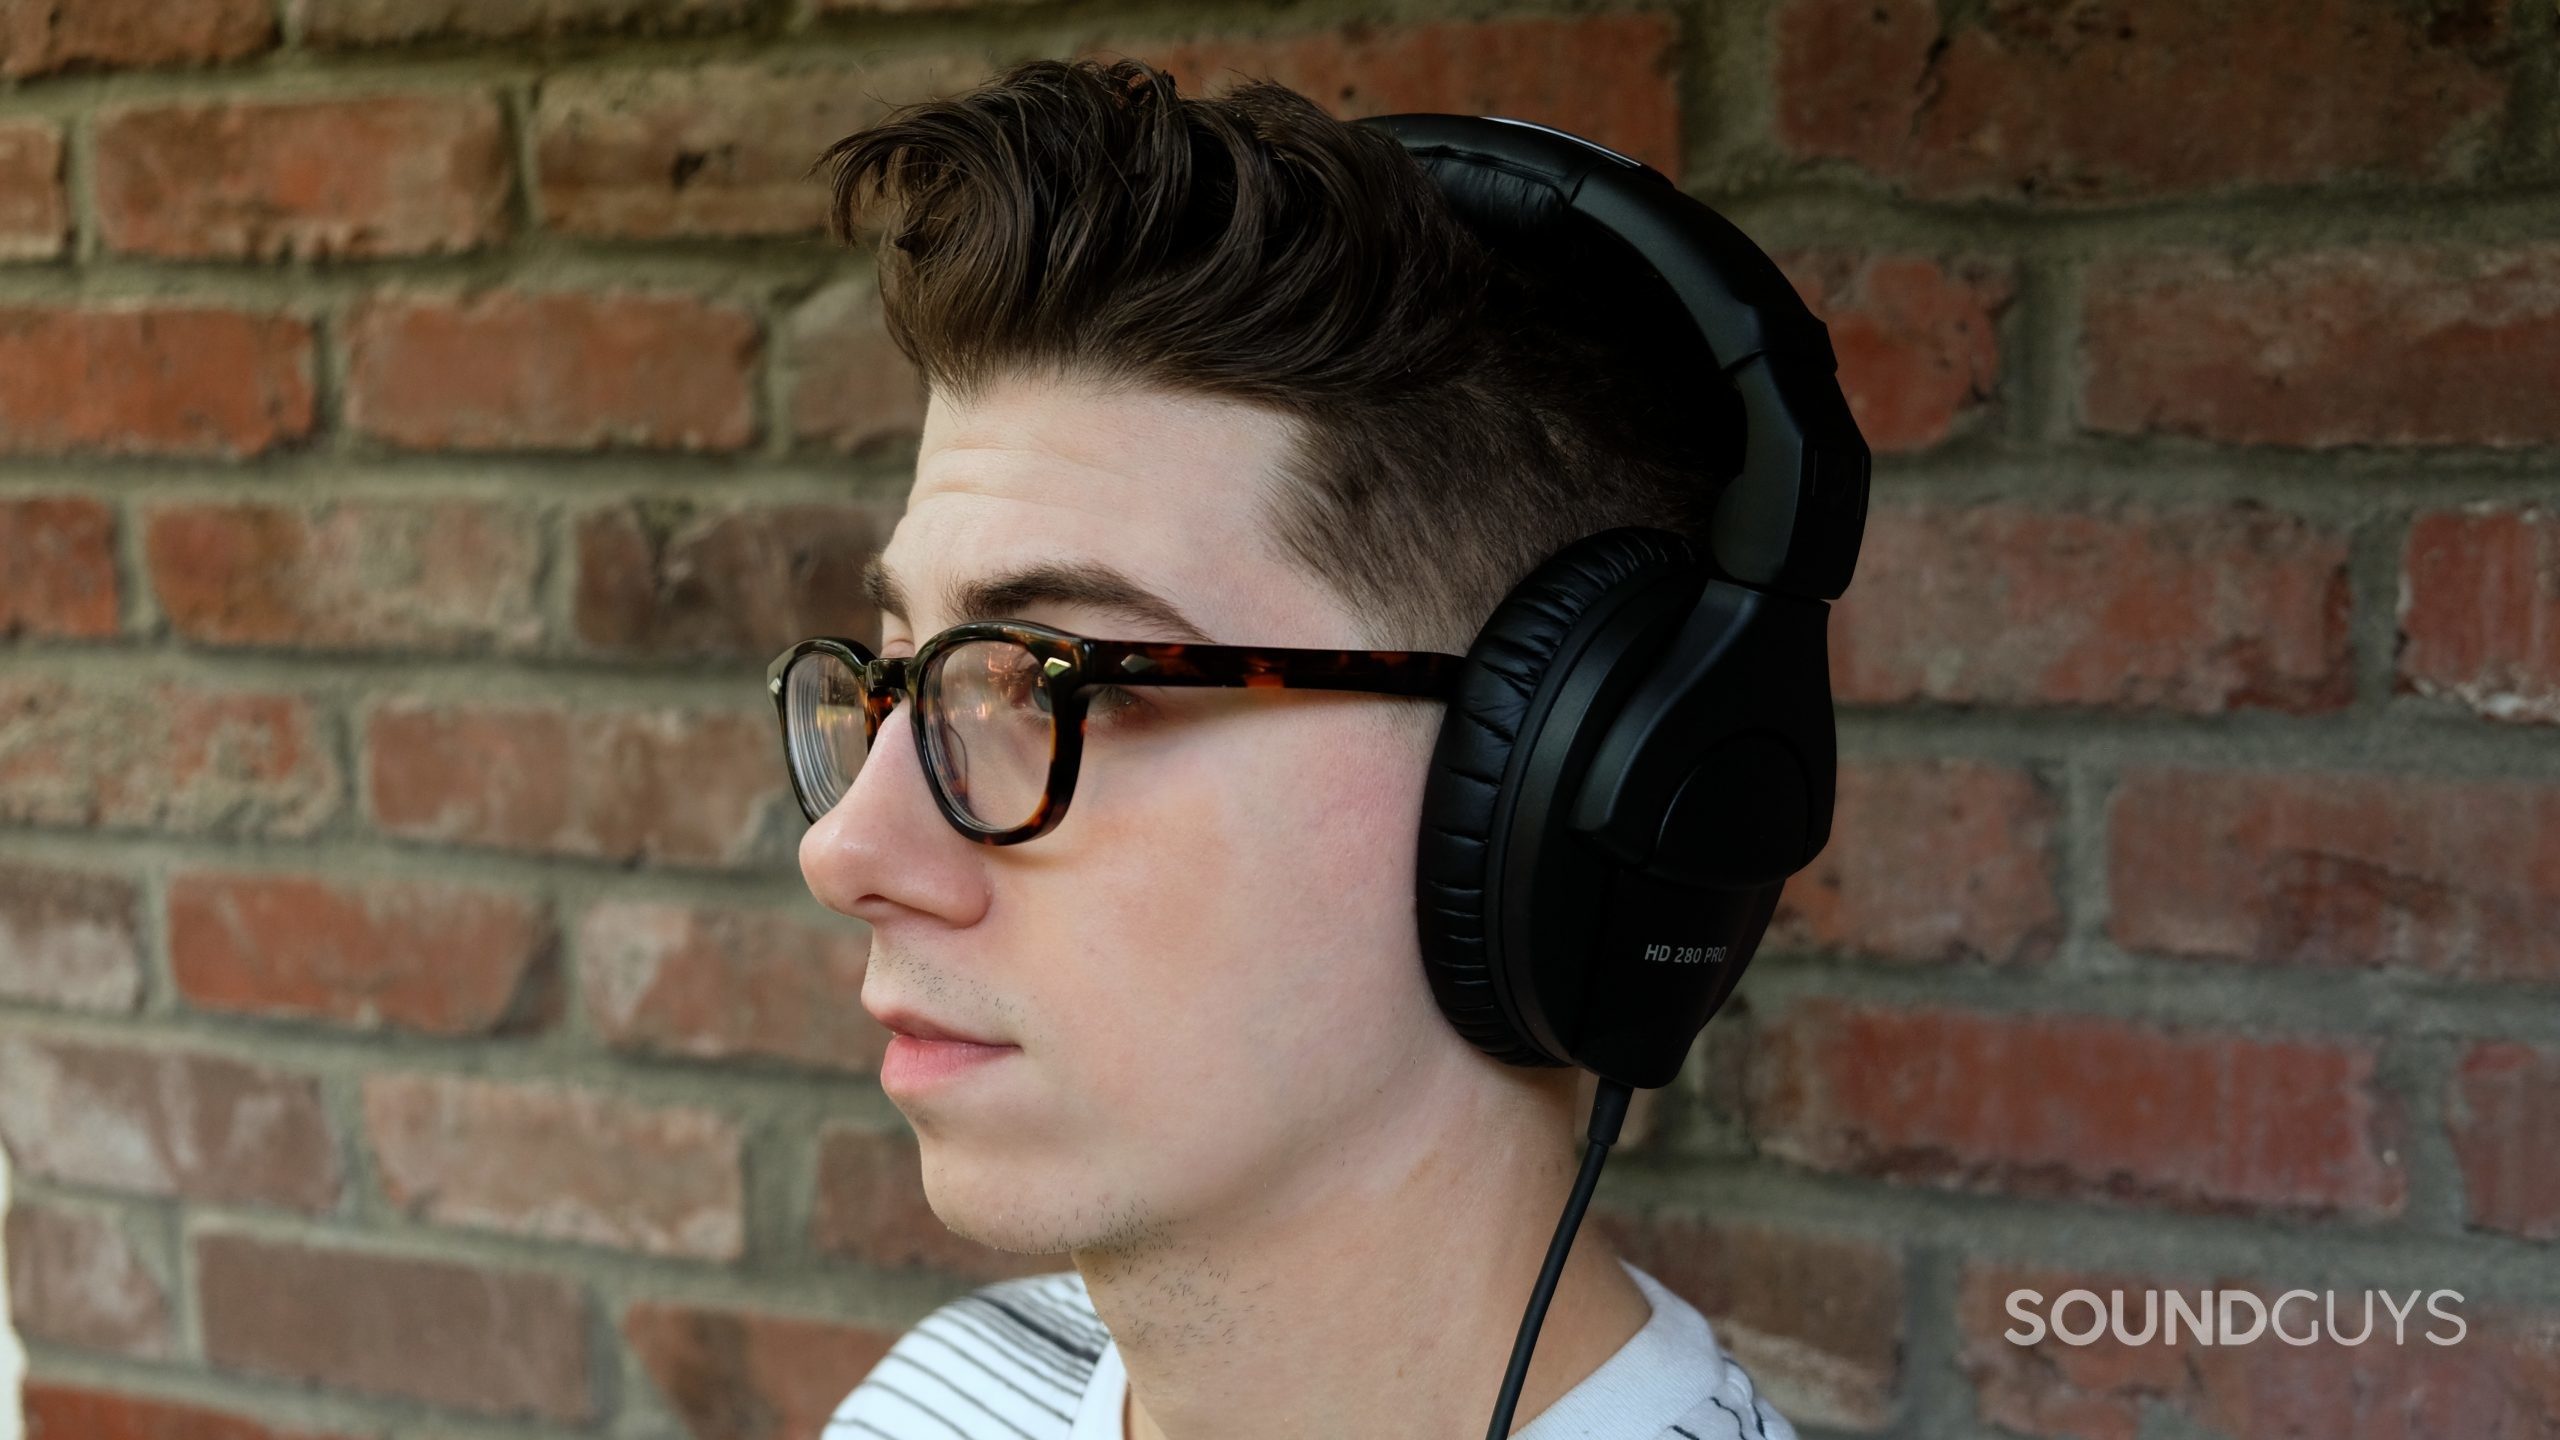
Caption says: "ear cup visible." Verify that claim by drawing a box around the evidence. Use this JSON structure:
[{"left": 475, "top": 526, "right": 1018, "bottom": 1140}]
[{"left": 1416, "top": 526, "right": 1702, "bottom": 1065}]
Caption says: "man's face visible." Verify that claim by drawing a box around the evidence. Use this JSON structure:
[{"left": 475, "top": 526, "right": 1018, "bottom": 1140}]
[{"left": 799, "top": 372, "right": 1452, "bottom": 1256}]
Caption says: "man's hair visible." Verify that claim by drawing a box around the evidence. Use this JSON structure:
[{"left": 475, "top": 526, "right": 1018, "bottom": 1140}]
[{"left": 818, "top": 56, "right": 1732, "bottom": 654}]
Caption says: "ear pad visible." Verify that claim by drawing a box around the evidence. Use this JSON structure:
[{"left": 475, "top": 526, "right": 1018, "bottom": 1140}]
[{"left": 1416, "top": 526, "right": 1702, "bottom": 1066}]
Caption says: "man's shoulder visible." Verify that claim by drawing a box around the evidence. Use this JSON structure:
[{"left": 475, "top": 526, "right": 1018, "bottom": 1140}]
[
  {"left": 1615, "top": 1259, "right": 1802, "bottom": 1440},
  {"left": 826, "top": 1269, "right": 1108, "bottom": 1439}
]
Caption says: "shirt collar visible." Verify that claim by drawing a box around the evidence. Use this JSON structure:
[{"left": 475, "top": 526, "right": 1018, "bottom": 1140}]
[{"left": 1066, "top": 1257, "right": 1724, "bottom": 1440}]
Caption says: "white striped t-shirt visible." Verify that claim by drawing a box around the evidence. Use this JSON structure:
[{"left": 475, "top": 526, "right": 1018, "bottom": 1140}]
[{"left": 827, "top": 1256, "right": 1799, "bottom": 1439}]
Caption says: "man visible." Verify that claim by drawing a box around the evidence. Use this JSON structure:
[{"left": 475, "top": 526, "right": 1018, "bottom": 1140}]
[{"left": 797, "top": 55, "right": 1797, "bottom": 1440}]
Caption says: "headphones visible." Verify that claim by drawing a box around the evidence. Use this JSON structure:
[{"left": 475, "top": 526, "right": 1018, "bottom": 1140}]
[{"left": 1357, "top": 113, "right": 1872, "bottom": 1093}]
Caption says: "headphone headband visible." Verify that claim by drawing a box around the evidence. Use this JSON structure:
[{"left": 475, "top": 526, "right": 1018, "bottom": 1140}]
[{"left": 1355, "top": 113, "right": 1870, "bottom": 599}]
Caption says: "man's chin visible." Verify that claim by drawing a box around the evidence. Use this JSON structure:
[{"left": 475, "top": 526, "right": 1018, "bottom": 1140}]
[
  {"left": 923, "top": 1198, "right": 1091, "bottom": 1265},
  {"left": 911, "top": 1133, "right": 1089, "bottom": 1256}
]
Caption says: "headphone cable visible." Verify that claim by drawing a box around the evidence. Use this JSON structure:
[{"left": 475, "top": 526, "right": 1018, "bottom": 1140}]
[{"left": 1482, "top": 1076, "right": 1635, "bottom": 1439}]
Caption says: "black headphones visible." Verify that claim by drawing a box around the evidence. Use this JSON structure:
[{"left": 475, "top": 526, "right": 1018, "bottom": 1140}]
[{"left": 1357, "top": 113, "right": 1872, "bottom": 1093}]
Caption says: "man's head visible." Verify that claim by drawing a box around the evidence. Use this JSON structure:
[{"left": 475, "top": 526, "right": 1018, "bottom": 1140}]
[{"left": 797, "top": 58, "right": 1726, "bottom": 1259}]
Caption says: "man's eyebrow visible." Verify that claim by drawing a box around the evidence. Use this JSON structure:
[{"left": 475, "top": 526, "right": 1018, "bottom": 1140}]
[{"left": 860, "top": 553, "right": 1216, "bottom": 644}]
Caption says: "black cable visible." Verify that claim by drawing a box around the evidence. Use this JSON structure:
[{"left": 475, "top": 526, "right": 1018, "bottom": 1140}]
[{"left": 1482, "top": 1076, "right": 1635, "bottom": 1440}]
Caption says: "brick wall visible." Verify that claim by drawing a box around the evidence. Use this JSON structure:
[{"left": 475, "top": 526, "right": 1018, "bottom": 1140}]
[
  {"left": 1, "top": 2, "right": 2556, "bottom": 1437},
  {"left": 1, "top": 1144, "right": 19, "bottom": 1440}
]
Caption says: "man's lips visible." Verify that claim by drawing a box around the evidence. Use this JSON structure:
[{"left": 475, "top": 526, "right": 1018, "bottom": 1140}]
[{"left": 866, "top": 1006, "right": 1012, "bottom": 1047}]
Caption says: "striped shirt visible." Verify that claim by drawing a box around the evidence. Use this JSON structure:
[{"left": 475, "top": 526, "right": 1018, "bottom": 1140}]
[{"left": 827, "top": 1257, "right": 1799, "bottom": 1439}]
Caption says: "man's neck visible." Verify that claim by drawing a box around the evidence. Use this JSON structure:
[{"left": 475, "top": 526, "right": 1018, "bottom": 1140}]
[{"left": 1073, "top": 1065, "right": 1654, "bottom": 1440}]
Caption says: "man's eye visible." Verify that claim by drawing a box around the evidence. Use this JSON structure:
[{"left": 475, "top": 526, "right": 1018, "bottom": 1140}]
[{"left": 1085, "top": 684, "right": 1147, "bottom": 724}]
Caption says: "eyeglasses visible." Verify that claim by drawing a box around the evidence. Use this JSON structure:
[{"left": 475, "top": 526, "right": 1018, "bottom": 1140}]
[{"left": 766, "top": 619, "right": 1466, "bottom": 844}]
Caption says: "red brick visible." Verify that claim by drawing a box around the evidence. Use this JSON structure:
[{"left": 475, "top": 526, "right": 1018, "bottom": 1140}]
[
  {"left": 344, "top": 289, "right": 757, "bottom": 451},
  {"left": 145, "top": 499, "right": 543, "bottom": 653},
  {"left": 1087, "top": 15, "right": 1685, "bottom": 176},
  {"left": 0, "top": 1036, "right": 339, "bottom": 1210},
  {"left": 2449, "top": 1040, "right": 2560, "bottom": 1243},
  {"left": 168, "top": 869, "right": 555, "bottom": 1035},
  {"left": 0, "top": 118, "right": 66, "bottom": 259},
  {"left": 572, "top": 499, "right": 888, "bottom": 658},
  {"left": 2109, "top": 768, "right": 2560, "bottom": 984},
  {"left": 0, "top": 676, "right": 339, "bottom": 837},
  {"left": 2083, "top": 246, "right": 2560, "bottom": 448},
  {"left": 1767, "top": 758, "right": 2061, "bottom": 967},
  {"left": 1773, "top": 252, "right": 2011, "bottom": 453},
  {"left": 364, "top": 698, "right": 786, "bottom": 867},
  {"left": 543, "top": 16, "right": 1680, "bottom": 239},
  {"left": 0, "top": 0, "right": 275, "bottom": 79},
  {"left": 1830, "top": 501, "right": 2353, "bottom": 713},
  {"left": 782, "top": 278, "right": 927, "bottom": 456},
  {"left": 579, "top": 899, "right": 887, "bottom": 1071},
  {"left": 297, "top": 0, "right": 756, "bottom": 47},
  {"left": 24, "top": 1385, "right": 366, "bottom": 1440},
  {"left": 0, "top": 856, "right": 143, "bottom": 1010},
  {"left": 0, "top": 306, "right": 314, "bottom": 458},
  {"left": 1957, "top": 1260, "right": 2560, "bottom": 1440},
  {"left": 1597, "top": 1210, "right": 1901, "bottom": 1432},
  {"left": 1687, "top": 998, "right": 1758, "bottom": 1140},
  {"left": 0, "top": 496, "right": 117, "bottom": 639},
  {"left": 624, "top": 1301, "right": 899, "bottom": 1440},
  {"left": 6, "top": 1200, "right": 173, "bottom": 1357},
  {"left": 1774, "top": 0, "right": 2513, "bottom": 203},
  {"left": 197, "top": 1231, "right": 592, "bottom": 1422},
  {"left": 2400, "top": 504, "right": 2560, "bottom": 725},
  {"left": 1748, "top": 1000, "right": 2406, "bottom": 1217},
  {"left": 363, "top": 1071, "right": 744, "bottom": 1259},
  {"left": 96, "top": 94, "right": 510, "bottom": 261},
  {"left": 811, "top": 1126, "right": 1066, "bottom": 1280},
  {"left": 532, "top": 55, "right": 981, "bottom": 239}
]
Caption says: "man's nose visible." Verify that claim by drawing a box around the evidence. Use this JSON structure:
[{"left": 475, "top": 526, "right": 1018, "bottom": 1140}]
[{"left": 798, "top": 700, "right": 978, "bottom": 924}]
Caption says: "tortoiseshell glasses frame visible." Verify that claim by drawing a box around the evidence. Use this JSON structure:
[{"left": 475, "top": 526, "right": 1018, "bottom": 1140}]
[{"left": 766, "top": 619, "right": 1466, "bottom": 845}]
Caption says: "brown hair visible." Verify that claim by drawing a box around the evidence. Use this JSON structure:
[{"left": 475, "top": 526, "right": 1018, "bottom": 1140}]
[{"left": 817, "top": 56, "right": 1731, "bottom": 654}]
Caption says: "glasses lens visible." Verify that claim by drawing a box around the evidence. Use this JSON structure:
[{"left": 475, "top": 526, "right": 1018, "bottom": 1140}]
[
  {"left": 783, "top": 648, "right": 870, "bottom": 818},
  {"left": 922, "top": 638, "right": 1054, "bottom": 833}
]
